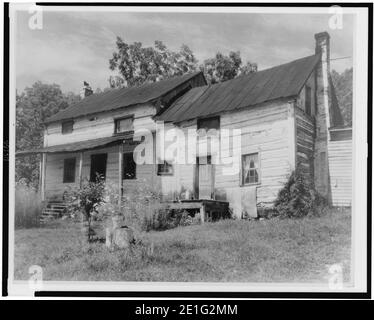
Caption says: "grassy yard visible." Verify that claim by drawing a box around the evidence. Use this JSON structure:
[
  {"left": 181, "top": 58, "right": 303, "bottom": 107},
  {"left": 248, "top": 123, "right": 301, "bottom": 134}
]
[{"left": 14, "top": 208, "right": 351, "bottom": 283}]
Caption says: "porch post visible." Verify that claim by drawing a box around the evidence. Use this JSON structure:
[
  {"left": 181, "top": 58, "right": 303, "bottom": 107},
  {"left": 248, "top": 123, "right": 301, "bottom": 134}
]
[
  {"left": 118, "top": 143, "right": 124, "bottom": 206},
  {"left": 200, "top": 203, "right": 205, "bottom": 224},
  {"left": 40, "top": 152, "right": 46, "bottom": 201},
  {"left": 78, "top": 151, "right": 83, "bottom": 187}
]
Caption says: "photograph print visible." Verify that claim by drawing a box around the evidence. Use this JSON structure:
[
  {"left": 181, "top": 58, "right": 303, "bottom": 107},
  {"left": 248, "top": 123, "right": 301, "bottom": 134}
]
[{"left": 6, "top": 3, "right": 369, "bottom": 296}]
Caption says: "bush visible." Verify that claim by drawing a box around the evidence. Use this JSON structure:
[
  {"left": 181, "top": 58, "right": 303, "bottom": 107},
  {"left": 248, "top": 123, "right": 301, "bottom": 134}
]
[
  {"left": 64, "top": 175, "right": 106, "bottom": 241},
  {"left": 95, "top": 182, "right": 199, "bottom": 232},
  {"left": 102, "top": 183, "right": 197, "bottom": 232},
  {"left": 274, "top": 170, "right": 327, "bottom": 218},
  {"left": 15, "top": 181, "right": 42, "bottom": 228}
]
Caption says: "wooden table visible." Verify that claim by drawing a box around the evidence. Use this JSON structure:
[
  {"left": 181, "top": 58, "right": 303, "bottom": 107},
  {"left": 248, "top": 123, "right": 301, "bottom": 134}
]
[{"left": 165, "top": 199, "right": 229, "bottom": 223}]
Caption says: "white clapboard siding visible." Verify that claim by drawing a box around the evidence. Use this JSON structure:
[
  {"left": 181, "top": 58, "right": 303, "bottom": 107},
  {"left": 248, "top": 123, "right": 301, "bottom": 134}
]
[
  {"left": 328, "top": 138, "right": 352, "bottom": 207},
  {"left": 214, "top": 101, "right": 294, "bottom": 218},
  {"left": 157, "top": 101, "right": 295, "bottom": 215},
  {"left": 45, "top": 104, "right": 156, "bottom": 146}
]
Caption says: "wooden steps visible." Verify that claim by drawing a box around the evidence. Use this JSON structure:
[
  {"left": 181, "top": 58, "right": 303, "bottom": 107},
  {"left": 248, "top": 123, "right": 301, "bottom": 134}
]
[{"left": 40, "top": 201, "right": 68, "bottom": 223}]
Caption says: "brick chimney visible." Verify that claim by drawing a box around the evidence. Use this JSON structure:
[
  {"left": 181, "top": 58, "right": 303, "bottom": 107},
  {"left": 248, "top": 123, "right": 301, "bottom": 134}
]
[
  {"left": 80, "top": 81, "right": 93, "bottom": 99},
  {"left": 313, "top": 31, "right": 332, "bottom": 201}
]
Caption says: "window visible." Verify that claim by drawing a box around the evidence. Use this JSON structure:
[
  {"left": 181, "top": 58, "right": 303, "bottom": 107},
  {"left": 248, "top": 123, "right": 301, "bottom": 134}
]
[
  {"left": 63, "top": 158, "right": 76, "bottom": 183},
  {"left": 197, "top": 116, "right": 220, "bottom": 131},
  {"left": 62, "top": 120, "right": 73, "bottom": 134},
  {"left": 157, "top": 160, "right": 174, "bottom": 176},
  {"left": 123, "top": 153, "right": 136, "bottom": 179},
  {"left": 115, "top": 116, "right": 134, "bottom": 134},
  {"left": 242, "top": 153, "right": 259, "bottom": 185},
  {"left": 305, "top": 85, "right": 312, "bottom": 116}
]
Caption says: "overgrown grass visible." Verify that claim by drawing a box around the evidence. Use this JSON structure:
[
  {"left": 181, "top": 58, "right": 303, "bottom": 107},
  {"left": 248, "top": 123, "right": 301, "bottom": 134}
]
[
  {"left": 15, "top": 182, "right": 42, "bottom": 229},
  {"left": 14, "top": 208, "right": 351, "bottom": 283}
]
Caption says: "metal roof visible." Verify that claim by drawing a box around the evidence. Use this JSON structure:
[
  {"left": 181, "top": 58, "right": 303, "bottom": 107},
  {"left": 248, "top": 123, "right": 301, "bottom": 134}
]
[
  {"left": 45, "top": 71, "right": 203, "bottom": 124},
  {"left": 157, "top": 54, "right": 321, "bottom": 123},
  {"left": 16, "top": 132, "right": 134, "bottom": 155}
]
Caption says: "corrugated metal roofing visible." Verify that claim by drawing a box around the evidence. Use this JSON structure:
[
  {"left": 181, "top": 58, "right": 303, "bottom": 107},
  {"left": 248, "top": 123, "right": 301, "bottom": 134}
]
[
  {"left": 45, "top": 71, "right": 203, "bottom": 123},
  {"left": 16, "top": 132, "right": 134, "bottom": 155},
  {"left": 157, "top": 54, "right": 321, "bottom": 123}
]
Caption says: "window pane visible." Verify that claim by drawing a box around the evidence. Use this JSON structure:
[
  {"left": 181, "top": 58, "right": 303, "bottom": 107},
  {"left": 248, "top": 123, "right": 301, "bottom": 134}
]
[
  {"left": 250, "top": 159, "right": 255, "bottom": 168},
  {"left": 116, "top": 117, "right": 133, "bottom": 133},
  {"left": 242, "top": 153, "right": 259, "bottom": 185},
  {"left": 62, "top": 121, "right": 73, "bottom": 134},
  {"left": 197, "top": 117, "right": 220, "bottom": 130}
]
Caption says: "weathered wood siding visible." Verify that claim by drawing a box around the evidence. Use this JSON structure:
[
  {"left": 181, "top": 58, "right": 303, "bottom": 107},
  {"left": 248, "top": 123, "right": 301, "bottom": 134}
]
[
  {"left": 44, "top": 144, "right": 156, "bottom": 200},
  {"left": 44, "top": 104, "right": 157, "bottom": 147},
  {"left": 295, "top": 107, "right": 315, "bottom": 178},
  {"left": 328, "top": 130, "right": 352, "bottom": 207},
  {"left": 297, "top": 70, "right": 316, "bottom": 117}
]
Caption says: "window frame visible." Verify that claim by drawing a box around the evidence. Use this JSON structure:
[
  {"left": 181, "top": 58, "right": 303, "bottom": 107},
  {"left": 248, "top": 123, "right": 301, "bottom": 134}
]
[
  {"left": 114, "top": 115, "right": 134, "bottom": 134},
  {"left": 157, "top": 160, "right": 174, "bottom": 176},
  {"left": 241, "top": 152, "right": 261, "bottom": 186},
  {"left": 61, "top": 120, "right": 74, "bottom": 135},
  {"left": 123, "top": 152, "right": 136, "bottom": 180},
  {"left": 63, "top": 157, "right": 76, "bottom": 183}
]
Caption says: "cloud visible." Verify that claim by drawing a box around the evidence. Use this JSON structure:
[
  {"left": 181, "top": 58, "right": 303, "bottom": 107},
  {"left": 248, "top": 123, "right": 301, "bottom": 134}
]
[{"left": 15, "top": 10, "right": 354, "bottom": 93}]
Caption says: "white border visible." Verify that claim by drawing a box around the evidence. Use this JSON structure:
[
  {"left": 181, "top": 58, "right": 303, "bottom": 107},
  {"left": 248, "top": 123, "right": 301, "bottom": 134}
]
[{"left": 6, "top": 4, "right": 369, "bottom": 296}]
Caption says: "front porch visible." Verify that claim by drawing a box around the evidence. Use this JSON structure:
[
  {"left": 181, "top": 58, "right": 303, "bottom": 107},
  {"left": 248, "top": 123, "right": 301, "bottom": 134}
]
[
  {"left": 17, "top": 133, "right": 137, "bottom": 203},
  {"left": 17, "top": 134, "right": 231, "bottom": 223}
]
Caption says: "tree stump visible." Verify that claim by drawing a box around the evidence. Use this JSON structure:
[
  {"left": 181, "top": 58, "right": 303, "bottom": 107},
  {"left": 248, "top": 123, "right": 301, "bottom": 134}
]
[
  {"left": 113, "top": 227, "right": 134, "bottom": 249},
  {"left": 105, "top": 215, "right": 134, "bottom": 250}
]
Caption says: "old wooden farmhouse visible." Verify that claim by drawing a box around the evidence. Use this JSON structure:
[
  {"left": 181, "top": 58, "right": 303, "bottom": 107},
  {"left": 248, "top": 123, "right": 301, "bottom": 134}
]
[{"left": 18, "top": 32, "right": 352, "bottom": 219}]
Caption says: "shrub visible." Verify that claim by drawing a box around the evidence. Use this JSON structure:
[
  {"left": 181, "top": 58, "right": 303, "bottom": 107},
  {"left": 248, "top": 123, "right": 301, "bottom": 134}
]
[
  {"left": 109, "top": 183, "right": 197, "bottom": 231},
  {"left": 140, "top": 204, "right": 171, "bottom": 231},
  {"left": 95, "top": 182, "right": 199, "bottom": 232},
  {"left": 274, "top": 170, "right": 327, "bottom": 218},
  {"left": 64, "top": 175, "right": 106, "bottom": 241},
  {"left": 15, "top": 181, "right": 42, "bottom": 229}
]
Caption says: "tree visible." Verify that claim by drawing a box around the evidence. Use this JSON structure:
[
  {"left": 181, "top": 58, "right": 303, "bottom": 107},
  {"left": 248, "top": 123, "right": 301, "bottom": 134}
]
[
  {"left": 331, "top": 68, "right": 353, "bottom": 126},
  {"left": 108, "top": 37, "right": 198, "bottom": 88},
  {"left": 109, "top": 37, "right": 257, "bottom": 87},
  {"left": 274, "top": 169, "right": 327, "bottom": 218},
  {"left": 65, "top": 176, "right": 106, "bottom": 242},
  {"left": 200, "top": 51, "right": 257, "bottom": 84},
  {"left": 16, "top": 82, "right": 80, "bottom": 187}
]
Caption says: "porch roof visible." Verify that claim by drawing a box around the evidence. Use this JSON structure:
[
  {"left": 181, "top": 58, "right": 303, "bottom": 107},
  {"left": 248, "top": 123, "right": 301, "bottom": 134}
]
[{"left": 16, "top": 132, "right": 134, "bottom": 156}]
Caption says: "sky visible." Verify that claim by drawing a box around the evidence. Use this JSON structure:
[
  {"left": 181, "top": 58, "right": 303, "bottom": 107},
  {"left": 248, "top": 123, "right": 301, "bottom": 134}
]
[{"left": 15, "top": 9, "right": 354, "bottom": 94}]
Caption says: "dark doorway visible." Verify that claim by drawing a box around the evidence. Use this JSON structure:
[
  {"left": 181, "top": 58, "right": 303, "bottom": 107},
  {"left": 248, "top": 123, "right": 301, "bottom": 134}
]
[{"left": 90, "top": 153, "right": 107, "bottom": 181}]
